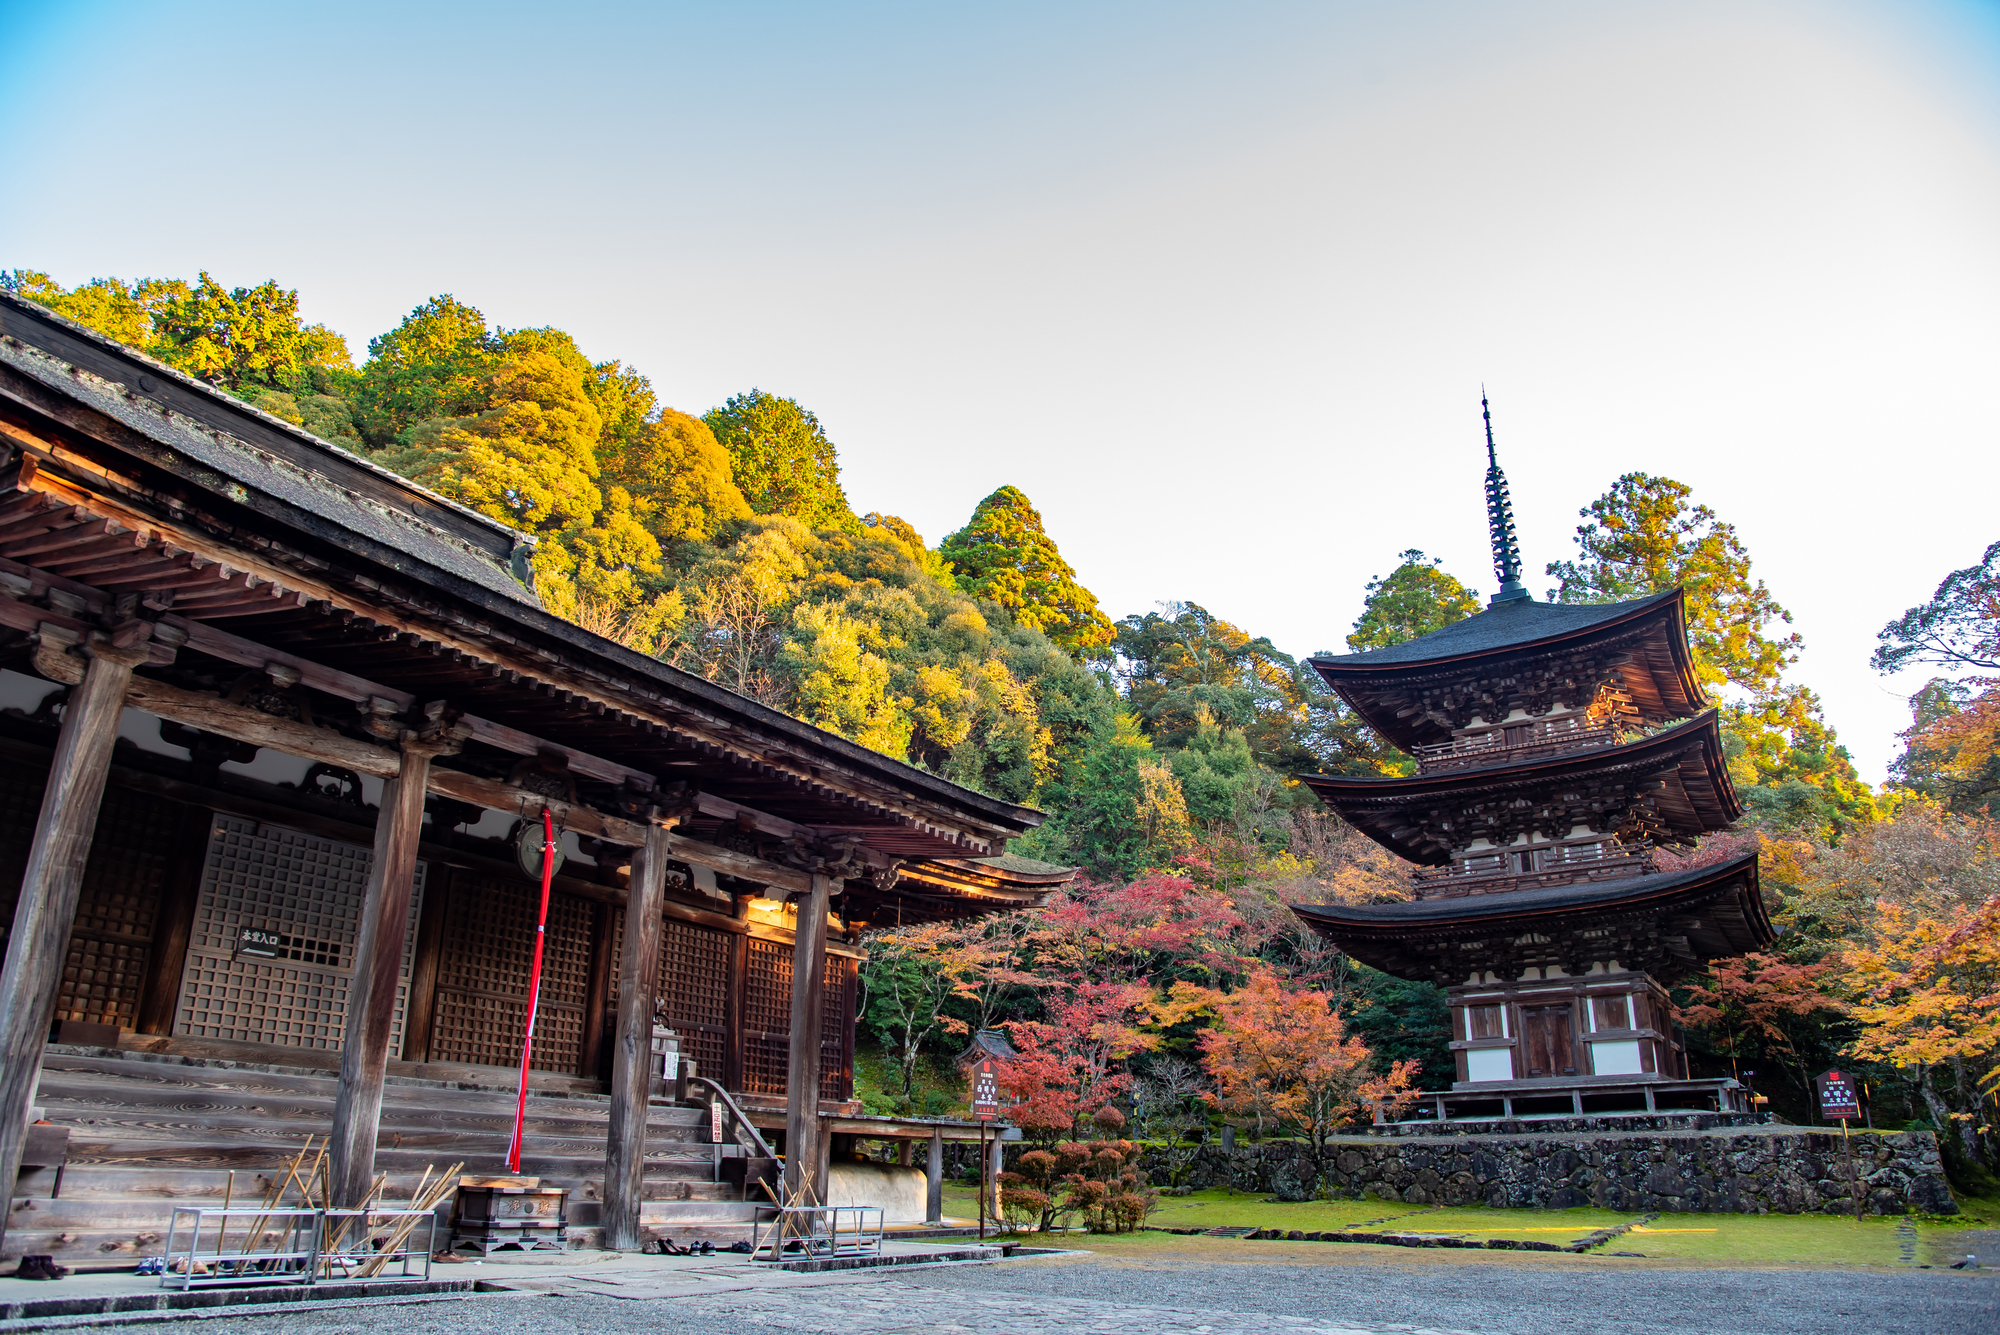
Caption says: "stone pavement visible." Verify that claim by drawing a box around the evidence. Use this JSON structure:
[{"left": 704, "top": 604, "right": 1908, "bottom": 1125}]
[{"left": 667, "top": 1277, "right": 1482, "bottom": 1335}]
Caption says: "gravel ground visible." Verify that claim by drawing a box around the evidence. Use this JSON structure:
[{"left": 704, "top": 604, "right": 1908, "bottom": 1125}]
[{"left": 113, "top": 1248, "right": 2000, "bottom": 1335}]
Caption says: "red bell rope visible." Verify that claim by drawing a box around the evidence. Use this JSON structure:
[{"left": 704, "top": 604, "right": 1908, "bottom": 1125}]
[{"left": 506, "top": 808, "right": 556, "bottom": 1174}]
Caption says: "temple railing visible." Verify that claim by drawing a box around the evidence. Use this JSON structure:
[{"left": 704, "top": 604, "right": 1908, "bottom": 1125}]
[
  {"left": 1413, "top": 725, "right": 1619, "bottom": 773},
  {"left": 1411, "top": 847, "right": 1657, "bottom": 899}
]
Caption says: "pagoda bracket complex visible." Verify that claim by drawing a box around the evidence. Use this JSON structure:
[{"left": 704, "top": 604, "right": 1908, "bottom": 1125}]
[{"left": 1294, "top": 404, "right": 1773, "bottom": 1123}]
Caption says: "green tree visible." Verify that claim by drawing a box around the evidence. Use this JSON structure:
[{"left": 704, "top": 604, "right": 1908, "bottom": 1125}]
[
  {"left": 3, "top": 270, "right": 152, "bottom": 346},
  {"left": 1548, "top": 473, "right": 1874, "bottom": 837},
  {"left": 1545, "top": 472, "right": 1798, "bottom": 697},
  {"left": 703, "top": 390, "right": 858, "bottom": 531},
  {"left": 941, "top": 486, "right": 1114, "bottom": 660},
  {"left": 1875, "top": 540, "right": 2000, "bottom": 815},
  {"left": 354, "top": 295, "right": 498, "bottom": 444},
  {"left": 146, "top": 273, "right": 352, "bottom": 390},
  {"left": 5, "top": 269, "right": 351, "bottom": 394},
  {"left": 373, "top": 348, "right": 603, "bottom": 533},
  {"left": 1345, "top": 550, "right": 1480, "bottom": 652}
]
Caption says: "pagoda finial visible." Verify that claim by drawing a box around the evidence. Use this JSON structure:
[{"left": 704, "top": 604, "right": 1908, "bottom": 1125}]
[{"left": 1482, "top": 389, "right": 1531, "bottom": 606}]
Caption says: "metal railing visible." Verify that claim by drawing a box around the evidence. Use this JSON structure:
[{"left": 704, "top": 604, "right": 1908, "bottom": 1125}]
[
  {"left": 160, "top": 1205, "right": 436, "bottom": 1289},
  {"left": 1413, "top": 725, "right": 1619, "bottom": 773},
  {"left": 162, "top": 1207, "right": 320, "bottom": 1289},
  {"left": 685, "top": 1074, "right": 778, "bottom": 1160},
  {"left": 753, "top": 1205, "right": 884, "bottom": 1261}
]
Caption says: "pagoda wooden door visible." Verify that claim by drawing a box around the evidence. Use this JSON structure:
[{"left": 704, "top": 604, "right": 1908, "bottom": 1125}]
[{"left": 1520, "top": 1004, "right": 1578, "bottom": 1077}]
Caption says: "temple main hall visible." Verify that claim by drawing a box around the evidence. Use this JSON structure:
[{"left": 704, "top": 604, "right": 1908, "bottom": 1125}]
[{"left": 1293, "top": 404, "right": 1774, "bottom": 1122}]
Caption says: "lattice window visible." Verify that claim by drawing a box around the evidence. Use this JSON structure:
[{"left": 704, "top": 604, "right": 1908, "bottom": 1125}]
[
  {"left": 657, "top": 919, "right": 731, "bottom": 1083},
  {"left": 820, "top": 954, "right": 854, "bottom": 1102},
  {"left": 742, "top": 937, "right": 792, "bottom": 1096},
  {"left": 173, "top": 815, "right": 425, "bottom": 1051},
  {"left": 55, "top": 788, "right": 178, "bottom": 1029},
  {"left": 427, "top": 872, "right": 592, "bottom": 1074}
]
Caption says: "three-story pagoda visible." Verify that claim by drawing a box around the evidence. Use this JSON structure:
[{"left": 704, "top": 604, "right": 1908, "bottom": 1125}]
[{"left": 1293, "top": 403, "right": 1773, "bottom": 1120}]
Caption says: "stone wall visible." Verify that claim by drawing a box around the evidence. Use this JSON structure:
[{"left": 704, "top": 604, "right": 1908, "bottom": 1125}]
[{"left": 1131, "top": 1127, "right": 1956, "bottom": 1215}]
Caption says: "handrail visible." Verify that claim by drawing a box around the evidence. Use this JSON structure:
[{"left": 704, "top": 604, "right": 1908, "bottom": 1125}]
[{"left": 686, "top": 1074, "right": 778, "bottom": 1160}]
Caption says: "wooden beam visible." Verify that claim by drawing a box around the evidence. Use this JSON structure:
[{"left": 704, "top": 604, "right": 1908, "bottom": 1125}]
[
  {"left": 783, "top": 873, "right": 833, "bottom": 1204},
  {"left": 602, "top": 815, "right": 671, "bottom": 1251},
  {"left": 668, "top": 831, "right": 813, "bottom": 894},
  {"left": 121, "top": 674, "right": 404, "bottom": 778},
  {"left": 328, "top": 737, "right": 447, "bottom": 1207},
  {"left": 424, "top": 768, "right": 648, "bottom": 846},
  {"left": 0, "top": 635, "right": 148, "bottom": 1254}
]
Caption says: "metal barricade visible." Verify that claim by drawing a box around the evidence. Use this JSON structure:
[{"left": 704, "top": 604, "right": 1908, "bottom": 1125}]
[
  {"left": 316, "top": 1208, "right": 437, "bottom": 1282},
  {"left": 161, "top": 1207, "right": 319, "bottom": 1290},
  {"left": 753, "top": 1205, "right": 884, "bottom": 1259}
]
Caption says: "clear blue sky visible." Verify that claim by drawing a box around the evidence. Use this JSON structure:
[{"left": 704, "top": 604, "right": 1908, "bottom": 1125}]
[{"left": 4, "top": 0, "right": 1998, "bottom": 782}]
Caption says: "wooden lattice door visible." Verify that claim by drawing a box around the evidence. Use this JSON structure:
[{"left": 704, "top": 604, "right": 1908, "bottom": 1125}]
[
  {"left": 819, "top": 954, "right": 854, "bottom": 1101},
  {"left": 741, "top": 937, "right": 791, "bottom": 1096},
  {"left": 426, "top": 871, "right": 594, "bottom": 1073},
  {"left": 1520, "top": 1004, "right": 1578, "bottom": 1078},
  {"left": 173, "top": 814, "right": 426, "bottom": 1051},
  {"left": 657, "top": 918, "right": 733, "bottom": 1083}
]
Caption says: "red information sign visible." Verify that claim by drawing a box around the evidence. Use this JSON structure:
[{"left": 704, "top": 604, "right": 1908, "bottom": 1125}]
[
  {"left": 970, "top": 1057, "right": 1001, "bottom": 1121},
  {"left": 1816, "top": 1069, "right": 1861, "bottom": 1121}
]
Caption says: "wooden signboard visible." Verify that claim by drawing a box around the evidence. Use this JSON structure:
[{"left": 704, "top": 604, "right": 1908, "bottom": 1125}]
[
  {"left": 971, "top": 1058, "right": 1000, "bottom": 1121},
  {"left": 1816, "top": 1069, "right": 1861, "bottom": 1121}
]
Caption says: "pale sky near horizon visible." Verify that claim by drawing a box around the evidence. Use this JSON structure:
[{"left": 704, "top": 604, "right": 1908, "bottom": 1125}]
[{"left": 3, "top": 0, "right": 1997, "bottom": 784}]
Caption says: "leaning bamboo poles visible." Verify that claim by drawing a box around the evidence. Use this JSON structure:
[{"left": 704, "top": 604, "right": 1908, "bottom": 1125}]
[{"left": 319, "top": 1161, "right": 463, "bottom": 1279}]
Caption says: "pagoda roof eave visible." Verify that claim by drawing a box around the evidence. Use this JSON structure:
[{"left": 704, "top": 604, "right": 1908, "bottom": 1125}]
[
  {"left": 1298, "top": 710, "right": 1742, "bottom": 864},
  {"left": 1289, "top": 851, "right": 1771, "bottom": 984},
  {"left": 1309, "top": 590, "right": 1707, "bottom": 750}
]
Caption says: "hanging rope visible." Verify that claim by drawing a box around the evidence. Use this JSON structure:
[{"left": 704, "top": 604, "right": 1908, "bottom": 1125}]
[{"left": 506, "top": 808, "right": 556, "bottom": 1174}]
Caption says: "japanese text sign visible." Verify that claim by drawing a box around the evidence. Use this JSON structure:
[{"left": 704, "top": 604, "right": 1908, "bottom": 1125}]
[
  {"left": 970, "top": 1058, "right": 1000, "bottom": 1121},
  {"left": 1816, "top": 1069, "right": 1861, "bottom": 1121}
]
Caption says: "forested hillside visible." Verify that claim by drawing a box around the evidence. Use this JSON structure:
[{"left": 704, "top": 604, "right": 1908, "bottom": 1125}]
[{"left": 10, "top": 267, "right": 1995, "bottom": 1190}]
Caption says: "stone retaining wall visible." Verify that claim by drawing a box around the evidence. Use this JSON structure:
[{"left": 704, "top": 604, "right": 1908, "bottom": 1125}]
[{"left": 1132, "top": 1127, "right": 1956, "bottom": 1215}]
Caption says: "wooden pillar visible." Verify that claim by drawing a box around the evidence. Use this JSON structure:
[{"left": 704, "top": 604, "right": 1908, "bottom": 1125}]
[
  {"left": 0, "top": 633, "right": 147, "bottom": 1251},
  {"left": 601, "top": 815, "right": 669, "bottom": 1251},
  {"left": 327, "top": 737, "right": 441, "bottom": 1208},
  {"left": 782, "top": 873, "right": 832, "bottom": 1203},
  {"left": 926, "top": 1127, "right": 943, "bottom": 1224}
]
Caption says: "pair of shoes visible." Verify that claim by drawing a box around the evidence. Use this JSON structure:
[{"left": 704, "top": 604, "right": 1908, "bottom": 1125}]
[
  {"left": 725, "top": 1240, "right": 752, "bottom": 1253},
  {"left": 134, "top": 1257, "right": 165, "bottom": 1276},
  {"left": 12, "top": 1255, "right": 68, "bottom": 1280}
]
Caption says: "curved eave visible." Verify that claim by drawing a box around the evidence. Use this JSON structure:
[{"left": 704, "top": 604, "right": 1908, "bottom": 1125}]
[
  {"left": 1290, "top": 851, "right": 1771, "bottom": 979},
  {"left": 1299, "top": 711, "right": 1741, "bottom": 865},
  {"left": 1309, "top": 591, "right": 1706, "bottom": 750},
  {"left": 853, "top": 856, "right": 1077, "bottom": 925}
]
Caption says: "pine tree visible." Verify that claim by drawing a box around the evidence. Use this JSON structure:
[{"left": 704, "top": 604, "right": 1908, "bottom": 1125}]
[{"left": 940, "top": 486, "right": 1114, "bottom": 660}]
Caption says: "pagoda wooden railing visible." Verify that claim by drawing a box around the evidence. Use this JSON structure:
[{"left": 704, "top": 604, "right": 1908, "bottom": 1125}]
[
  {"left": 1413, "top": 725, "right": 1620, "bottom": 773},
  {"left": 1411, "top": 847, "right": 1658, "bottom": 899}
]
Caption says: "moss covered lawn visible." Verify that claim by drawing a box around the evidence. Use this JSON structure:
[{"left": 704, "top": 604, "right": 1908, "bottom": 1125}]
[{"left": 947, "top": 1184, "right": 1999, "bottom": 1267}]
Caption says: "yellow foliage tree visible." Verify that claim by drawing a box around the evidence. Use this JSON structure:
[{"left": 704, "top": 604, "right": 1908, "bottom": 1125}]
[
  {"left": 376, "top": 349, "right": 603, "bottom": 533},
  {"left": 602, "top": 408, "right": 752, "bottom": 550}
]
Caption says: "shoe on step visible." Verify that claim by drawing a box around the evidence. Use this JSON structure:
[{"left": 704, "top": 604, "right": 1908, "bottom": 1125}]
[
  {"left": 38, "top": 1256, "right": 68, "bottom": 1280},
  {"left": 12, "top": 1257, "right": 50, "bottom": 1280}
]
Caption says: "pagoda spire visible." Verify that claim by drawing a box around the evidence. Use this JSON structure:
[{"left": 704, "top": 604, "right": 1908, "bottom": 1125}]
[{"left": 1482, "top": 390, "right": 1531, "bottom": 606}]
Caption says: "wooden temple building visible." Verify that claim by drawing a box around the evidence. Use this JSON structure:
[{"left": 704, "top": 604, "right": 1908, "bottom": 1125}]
[
  {"left": 1294, "top": 403, "right": 1774, "bottom": 1122},
  {"left": 0, "top": 291, "right": 1071, "bottom": 1263}
]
